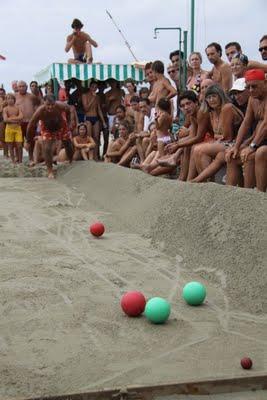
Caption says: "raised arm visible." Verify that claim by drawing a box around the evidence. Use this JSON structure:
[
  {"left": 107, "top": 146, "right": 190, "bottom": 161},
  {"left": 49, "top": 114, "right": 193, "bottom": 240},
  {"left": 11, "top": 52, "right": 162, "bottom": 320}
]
[
  {"left": 221, "top": 64, "right": 233, "bottom": 92},
  {"left": 247, "top": 60, "right": 267, "bottom": 72},
  {"left": 65, "top": 34, "right": 75, "bottom": 53}
]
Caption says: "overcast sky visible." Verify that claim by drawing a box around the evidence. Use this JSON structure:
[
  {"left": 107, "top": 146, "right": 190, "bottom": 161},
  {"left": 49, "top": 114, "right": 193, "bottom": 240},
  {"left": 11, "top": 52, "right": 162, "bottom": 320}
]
[{"left": 0, "top": 0, "right": 265, "bottom": 90}]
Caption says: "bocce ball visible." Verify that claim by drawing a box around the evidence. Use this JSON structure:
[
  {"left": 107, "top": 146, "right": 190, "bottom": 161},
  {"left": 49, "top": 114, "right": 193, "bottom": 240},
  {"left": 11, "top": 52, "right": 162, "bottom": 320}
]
[
  {"left": 121, "top": 291, "right": 146, "bottom": 317},
  {"left": 89, "top": 222, "right": 105, "bottom": 237},
  {"left": 144, "top": 297, "right": 171, "bottom": 324},
  {"left": 241, "top": 357, "right": 253, "bottom": 370},
  {"left": 182, "top": 281, "right": 206, "bottom": 306}
]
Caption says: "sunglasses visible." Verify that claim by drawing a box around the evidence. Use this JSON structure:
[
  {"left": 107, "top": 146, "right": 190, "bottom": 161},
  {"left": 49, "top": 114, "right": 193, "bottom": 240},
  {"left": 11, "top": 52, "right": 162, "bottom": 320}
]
[
  {"left": 259, "top": 46, "right": 267, "bottom": 52},
  {"left": 168, "top": 70, "right": 176, "bottom": 74}
]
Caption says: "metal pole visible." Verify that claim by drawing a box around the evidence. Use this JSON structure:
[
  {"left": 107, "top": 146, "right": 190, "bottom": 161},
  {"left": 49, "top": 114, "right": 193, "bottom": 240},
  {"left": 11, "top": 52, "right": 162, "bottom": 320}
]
[
  {"left": 153, "top": 27, "right": 182, "bottom": 90},
  {"left": 190, "top": 0, "right": 195, "bottom": 52},
  {"left": 183, "top": 31, "right": 188, "bottom": 90},
  {"left": 106, "top": 10, "right": 138, "bottom": 62}
]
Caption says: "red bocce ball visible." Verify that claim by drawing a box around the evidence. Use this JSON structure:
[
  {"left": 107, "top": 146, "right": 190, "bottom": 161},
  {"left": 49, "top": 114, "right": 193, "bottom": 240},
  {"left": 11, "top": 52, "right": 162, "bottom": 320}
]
[
  {"left": 241, "top": 357, "right": 253, "bottom": 370},
  {"left": 89, "top": 222, "right": 105, "bottom": 237},
  {"left": 121, "top": 291, "right": 146, "bottom": 317}
]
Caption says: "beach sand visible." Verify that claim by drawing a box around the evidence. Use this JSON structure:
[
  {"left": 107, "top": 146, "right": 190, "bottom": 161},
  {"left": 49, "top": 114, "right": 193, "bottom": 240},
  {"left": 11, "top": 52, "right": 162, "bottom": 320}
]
[{"left": 0, "top": 161, "right": 266, "bottom": 399}]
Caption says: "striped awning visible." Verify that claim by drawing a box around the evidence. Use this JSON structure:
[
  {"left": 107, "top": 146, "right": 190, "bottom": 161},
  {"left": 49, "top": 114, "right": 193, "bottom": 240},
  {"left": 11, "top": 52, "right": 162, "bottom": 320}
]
[{"left": 34, "top": 63, "right": 145, "bottom": 85}]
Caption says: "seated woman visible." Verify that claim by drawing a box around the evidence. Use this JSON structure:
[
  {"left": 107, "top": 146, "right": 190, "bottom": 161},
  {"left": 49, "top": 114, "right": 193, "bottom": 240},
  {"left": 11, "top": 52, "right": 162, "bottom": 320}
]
[
  {"left": 190, "top": 84, "right": 244, "bottom": 183},
  {"left": 104, "top": 120, "right": 135, "bottom": 164},
  {"left": 73, "top": 123, "right": 95, "bottom": 160}
]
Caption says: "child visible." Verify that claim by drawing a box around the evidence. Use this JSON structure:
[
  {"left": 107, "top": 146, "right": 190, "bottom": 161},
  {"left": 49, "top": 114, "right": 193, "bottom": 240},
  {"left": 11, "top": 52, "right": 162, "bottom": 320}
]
[
  {"left": 155, "top": 97, "right": 173, "bottom": 158},
  {"left": 73, "top": 123, "right": 95, "bottom": 160},
  {"left": 3, "top": 93, "right": 23, "bottom": 163}
]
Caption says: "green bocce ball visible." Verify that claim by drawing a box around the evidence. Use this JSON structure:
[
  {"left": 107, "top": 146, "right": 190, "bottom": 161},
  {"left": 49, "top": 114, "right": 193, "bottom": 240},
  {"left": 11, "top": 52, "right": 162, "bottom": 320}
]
[
  {"left": 144, "top": 297, "right": 171, "bottom": 324},
  {"left": 182, "top": 282, "right": 206, "bottom": 306}
]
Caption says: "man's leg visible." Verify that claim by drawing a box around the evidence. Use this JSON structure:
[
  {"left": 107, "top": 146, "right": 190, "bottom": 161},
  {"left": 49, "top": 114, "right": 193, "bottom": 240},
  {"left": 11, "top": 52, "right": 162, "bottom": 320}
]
[
  {"left": 255, "top": 146, "right": 267, "bottom": 192},
  {"left": 85, "top": 41, "right": 93, "bottom": 64},
  {"left": 15, "top": 142, "right": 23, "bottom": 163},
  {"left": 102, "top": 124, "right": 109, "bottom": 157},
  {"left": 43, "top": 139, "right": 55, "bottom": 178},
  {"left": 187, "top": 145, "right": 199, "bottom": 181},
  {"left": 226, "top": 157, "right": 243, "bottom": 187},
  {"left": 242, "top": 153, "right": 256, "bottom": 189},
  {"left": 92, "top": 121, "right": 100, "bottom": 160},
  {"left": 179, "top": 147, "right": 191, "bottom": 181}
]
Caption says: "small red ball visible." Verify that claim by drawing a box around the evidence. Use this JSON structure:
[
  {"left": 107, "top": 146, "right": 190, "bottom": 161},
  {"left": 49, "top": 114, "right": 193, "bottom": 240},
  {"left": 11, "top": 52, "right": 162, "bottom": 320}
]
[
  {"left": 121, "top": 291, "right": 146, "bottom": 317},
  {"left": 241, "top": 357, "right": 253, "bottom": 370},
  {"left": 89, "top": 222, "right": 105, "bottom": 237}
]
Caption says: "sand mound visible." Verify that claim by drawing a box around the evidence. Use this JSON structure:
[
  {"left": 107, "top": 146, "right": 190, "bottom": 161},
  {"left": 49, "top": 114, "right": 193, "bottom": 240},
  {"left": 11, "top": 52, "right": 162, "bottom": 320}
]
[
  {"left": 0, "top": 159, "right": 70, "bottom": 178},
  {"left": 0, "top": 162, "right": 266, "bottom": 399},
  {"left": 59, "top": 162, "right": 267, "bottom": 315}
]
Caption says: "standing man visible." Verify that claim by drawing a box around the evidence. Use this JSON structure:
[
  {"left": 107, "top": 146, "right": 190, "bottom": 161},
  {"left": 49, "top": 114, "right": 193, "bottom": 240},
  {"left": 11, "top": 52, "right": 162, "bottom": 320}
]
[
  {"left": 26, "top": 95, "right": 73, "bottom": 179},
  {"left": 206, "top": 42, "right": 232, "bottom": 92},
  {"left": 82, "top": 81, "right": 106, "bottom": 160},
  {"left": 15, "top": 80, "right": 41, "bottom": 164},
  {"left": 65, "top": 18, "right": 98, "bottom": 64}
]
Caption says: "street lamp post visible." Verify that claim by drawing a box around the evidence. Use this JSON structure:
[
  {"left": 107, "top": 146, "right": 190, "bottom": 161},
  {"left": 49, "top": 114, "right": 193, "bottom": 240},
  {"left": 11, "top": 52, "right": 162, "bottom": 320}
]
[
  {"left": 190, "top": 0, "right": 195, "bottom": 52},
  {"left": 153, "top": 27, "right": 188, "bottom": 90}
]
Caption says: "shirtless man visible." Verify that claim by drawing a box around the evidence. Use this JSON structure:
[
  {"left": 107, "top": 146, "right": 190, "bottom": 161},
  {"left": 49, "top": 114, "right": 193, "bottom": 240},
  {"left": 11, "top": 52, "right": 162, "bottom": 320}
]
[
  {"left": 226, "top": 69, "right": 267, "bottom": 191},
  {"left": 65, "top": 18, "right": 98, "bottom": 64},
  {"left": 25, "top": 95, "right": 73, "bottom": 179},
  {"left": 82, "top": 81, "right": 106, "bottom": 159},
  {"left": 0, "top": 87, "right": 7, "bottom": 157},
  {"left": 30, "top": 81, "right": 43, "bottom": 100},
  {"left": 15, "top": 80, "right": 41, "bottom": 163},
  {"left": 105, "top": 79, "right": 124, "bottom": 132},
  {"left": 247, "top": 35, "right": 267, "bottom": 72},
  {"left": 148, "top": 60, "right": 177, "bottom": 106},
  {"left": 205, "top": 42, "right": 232, "bottom": 92}
]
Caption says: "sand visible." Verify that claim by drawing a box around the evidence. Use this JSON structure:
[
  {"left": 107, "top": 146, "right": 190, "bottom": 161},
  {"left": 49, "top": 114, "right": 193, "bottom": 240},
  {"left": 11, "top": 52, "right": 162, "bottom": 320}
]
[{"left": 0, "top": 161, "right": 266, "bottom": 399}]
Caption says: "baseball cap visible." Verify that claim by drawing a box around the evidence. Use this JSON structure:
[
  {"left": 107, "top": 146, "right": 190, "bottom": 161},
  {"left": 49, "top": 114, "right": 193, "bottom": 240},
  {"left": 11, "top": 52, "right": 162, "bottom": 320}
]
[{"left": 230, "top": 78, "right": 246, "bottom": 93}]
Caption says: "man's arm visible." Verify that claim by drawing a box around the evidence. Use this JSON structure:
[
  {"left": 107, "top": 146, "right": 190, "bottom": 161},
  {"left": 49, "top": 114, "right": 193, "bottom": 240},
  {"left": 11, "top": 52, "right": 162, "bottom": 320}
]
[
  {"left": 177, "top": 111, "right": 210, "bottom": 148},
  {"left": 221, "top": 64, "right": 233, "bottom": 92},
  {"left": 247, "top": 60, "right": 267, "bottom": 72},
  {"left": 235, "top": 99, "right": 255, "bottom": 150},
  {"left": 26, "top": 107, "right": 43, "bottom": 142},
  {"left": 65, "top": 34, "right": 75, "bottom": 53},
  {"left": 86, "top": 33, "right": 98, "bottom": 48}
]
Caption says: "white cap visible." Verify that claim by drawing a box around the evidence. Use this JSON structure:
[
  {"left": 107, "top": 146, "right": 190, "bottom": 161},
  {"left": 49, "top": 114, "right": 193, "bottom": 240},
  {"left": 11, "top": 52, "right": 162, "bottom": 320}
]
[{"left": 230, "top": 78, "right": 246, "bottom": 93}]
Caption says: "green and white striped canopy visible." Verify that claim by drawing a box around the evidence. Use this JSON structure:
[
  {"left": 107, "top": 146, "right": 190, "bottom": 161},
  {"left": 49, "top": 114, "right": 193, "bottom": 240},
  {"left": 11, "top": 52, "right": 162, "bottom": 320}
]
[{"left": 35, "top": 63, "right": 145, "bottom": 85}]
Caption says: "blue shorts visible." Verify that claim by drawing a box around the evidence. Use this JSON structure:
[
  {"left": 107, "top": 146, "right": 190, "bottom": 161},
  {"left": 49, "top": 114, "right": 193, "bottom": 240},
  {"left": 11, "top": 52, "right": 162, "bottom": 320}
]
[{"left": 75, "top": 53, "right": 86, "bottom": 63}]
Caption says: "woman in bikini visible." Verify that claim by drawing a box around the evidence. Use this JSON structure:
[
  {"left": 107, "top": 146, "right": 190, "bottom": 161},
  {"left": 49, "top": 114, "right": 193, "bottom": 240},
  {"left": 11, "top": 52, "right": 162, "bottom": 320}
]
[{"left": 190, "top": 84, "right": 244, "bottom": 183}]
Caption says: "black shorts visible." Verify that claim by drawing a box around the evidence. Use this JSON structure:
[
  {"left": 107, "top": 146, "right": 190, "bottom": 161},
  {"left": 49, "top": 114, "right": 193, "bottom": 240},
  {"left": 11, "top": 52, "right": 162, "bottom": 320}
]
[{"left": 75, "top": 53, "right": 86, "bottom": 63}]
